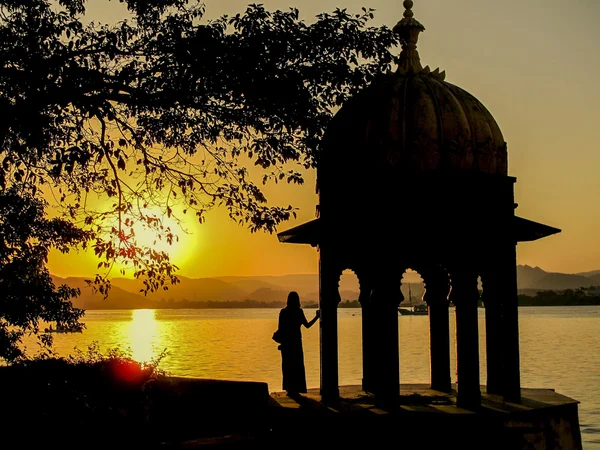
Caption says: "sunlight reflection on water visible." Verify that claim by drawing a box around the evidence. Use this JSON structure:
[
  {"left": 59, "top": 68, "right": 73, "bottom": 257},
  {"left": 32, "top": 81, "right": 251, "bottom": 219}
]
[{"left": 129, "top": 309, "right": 159, "bottom": 363}]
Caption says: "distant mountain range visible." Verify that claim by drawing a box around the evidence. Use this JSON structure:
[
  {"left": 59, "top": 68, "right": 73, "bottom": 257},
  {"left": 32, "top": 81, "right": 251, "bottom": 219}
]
[
  {"left": 517, "top": 265, "right": 600, "bottom": 292},
  {"left": 52, "top": 265, "right": 600, "bottom": 310}
]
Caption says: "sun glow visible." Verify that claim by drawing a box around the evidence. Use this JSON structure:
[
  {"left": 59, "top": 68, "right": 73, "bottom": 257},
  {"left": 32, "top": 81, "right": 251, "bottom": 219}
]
[
  {"left": 132, "top": 212, "right": 183, "bottom": 252},
  {"left": 119, "top": 207, "right": 200, "bottom": 274}
]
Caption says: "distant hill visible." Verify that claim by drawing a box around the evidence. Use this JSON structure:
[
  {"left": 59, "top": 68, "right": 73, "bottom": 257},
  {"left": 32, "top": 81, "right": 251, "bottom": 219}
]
[
  {"left": 576, "top": 270, "right": 600, "bottom": 278},
  {"left": 516, "top": 265, "right": 548, "bottom": 289},
  {"left": 50, "top": 265, "right": 600, "bottom": 309},
  {"left": 52, "top": 276, "right": 152, "bottom": 310},
  {"left": 218, "top": 278, "right": 282, "bottom": 296},
  {"left": 244, "top": 288, "right": 289, "bottom": 304},
  {"left": 110, "top": 276, "right": 247, "bottom": 303},
  {"left": 218, "top": 274, "right": 320, "bottom": 300},
  {"left": 517, "top": 265, "right": 598, "bottom": 292},
  {"left": 532, "top": 273, "right": 594, "bottom": 291}
]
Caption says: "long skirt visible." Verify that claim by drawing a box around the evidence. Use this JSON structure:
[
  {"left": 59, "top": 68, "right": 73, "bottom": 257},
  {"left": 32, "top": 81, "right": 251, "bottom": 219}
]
[{"left": 281, "top": 341, "right": 307, "bottom": 393}]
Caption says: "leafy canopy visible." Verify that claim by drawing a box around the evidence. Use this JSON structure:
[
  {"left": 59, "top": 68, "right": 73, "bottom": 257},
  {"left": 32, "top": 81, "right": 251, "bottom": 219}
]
[{"left": 0, "top": 0, "right": 398, "bottom": 360}]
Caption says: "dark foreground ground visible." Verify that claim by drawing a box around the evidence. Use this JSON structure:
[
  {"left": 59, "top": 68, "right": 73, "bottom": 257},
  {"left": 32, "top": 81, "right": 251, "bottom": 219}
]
[{"left": 0, "top": 361, "right": 581, "bottom": 450}]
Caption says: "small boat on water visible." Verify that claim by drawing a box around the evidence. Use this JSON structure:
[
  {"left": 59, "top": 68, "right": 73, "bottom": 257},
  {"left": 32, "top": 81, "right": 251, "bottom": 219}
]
[
  {"left": 398, "top": 304, "right": 428, "bottom": 315},
  {"left": 398, "top": 284, "right": 428, "bottom": 315}
]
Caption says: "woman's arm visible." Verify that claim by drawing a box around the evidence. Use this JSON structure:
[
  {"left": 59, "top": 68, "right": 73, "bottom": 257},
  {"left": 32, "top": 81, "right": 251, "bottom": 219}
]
[{"left": 303, "top": 310, "right": 321, "bottom": 329}]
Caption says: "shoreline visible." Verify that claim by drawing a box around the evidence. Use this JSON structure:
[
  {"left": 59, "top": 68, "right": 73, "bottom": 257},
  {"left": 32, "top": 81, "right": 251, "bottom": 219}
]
[{"left": 75, "top": 303, "right": 600, "bottom": 311}]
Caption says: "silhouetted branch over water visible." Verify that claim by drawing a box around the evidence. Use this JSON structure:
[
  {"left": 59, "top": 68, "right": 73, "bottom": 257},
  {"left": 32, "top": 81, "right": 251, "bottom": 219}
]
[{"left": 0, "top": 0, "right": 398, "bottom": 360}]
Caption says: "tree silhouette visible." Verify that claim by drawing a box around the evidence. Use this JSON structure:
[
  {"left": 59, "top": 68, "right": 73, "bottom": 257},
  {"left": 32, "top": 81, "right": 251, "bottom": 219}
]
[
  {"left": 0, "top": 188, "right": 86, "bottom": 360},
  {"left": 0, "top": 0, "right": 398, "bottom": 359}
]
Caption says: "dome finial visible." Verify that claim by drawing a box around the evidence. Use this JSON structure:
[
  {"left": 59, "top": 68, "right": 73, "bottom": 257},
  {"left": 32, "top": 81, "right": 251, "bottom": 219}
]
[
  {"left": 394, "top": 0, "right": 425, "bottom": 74},
  {"left": 403, "top": 0, "right": 415, "bottom": 19}
]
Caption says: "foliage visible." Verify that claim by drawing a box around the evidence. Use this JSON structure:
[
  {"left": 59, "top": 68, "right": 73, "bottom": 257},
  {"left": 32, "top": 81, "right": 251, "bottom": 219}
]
[
  {"left": 67, "top": 340, "right": 168, "bottom": 375},
  {"left": 0, "top": 188, "right": 87, "bottom": 361},
  {"left": 518, "top": 287, "right": 600, "bottom": 306},
  {"left": 0, "top": 343, "right": 167, "bottom": 448},
  {"left": 0, "top": 0, "right": 398, "bottom": 359}
]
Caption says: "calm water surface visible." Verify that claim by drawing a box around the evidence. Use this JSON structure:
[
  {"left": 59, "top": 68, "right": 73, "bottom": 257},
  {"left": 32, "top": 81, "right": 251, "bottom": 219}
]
[{"left": 38, "top": 306, "right": 600, "bottom": 449}]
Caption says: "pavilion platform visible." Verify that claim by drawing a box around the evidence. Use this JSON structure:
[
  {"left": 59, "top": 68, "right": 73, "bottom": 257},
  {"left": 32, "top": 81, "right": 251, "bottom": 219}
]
[
  {"left": 156, "top": 380, "right": 581, "bottom": 449},
  {"left": 266, "top": 384, "right": 582, "bottom": 450}
]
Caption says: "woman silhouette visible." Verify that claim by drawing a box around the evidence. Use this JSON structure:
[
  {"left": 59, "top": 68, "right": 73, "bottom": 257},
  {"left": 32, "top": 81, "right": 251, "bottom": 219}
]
[{"left": 277, "top": 291, "right": 320, "bottom": 396}]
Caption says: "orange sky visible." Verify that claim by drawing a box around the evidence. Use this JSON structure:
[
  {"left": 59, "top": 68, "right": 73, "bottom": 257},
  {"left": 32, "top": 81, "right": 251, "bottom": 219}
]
[{"left": 47, "top": 0, "right": 600, "bottom": 278}]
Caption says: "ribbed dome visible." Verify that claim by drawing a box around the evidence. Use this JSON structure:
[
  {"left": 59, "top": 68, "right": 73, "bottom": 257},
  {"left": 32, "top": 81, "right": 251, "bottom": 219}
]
[{"left": 321, "top": 1, "right": 507, "bottom": 177}]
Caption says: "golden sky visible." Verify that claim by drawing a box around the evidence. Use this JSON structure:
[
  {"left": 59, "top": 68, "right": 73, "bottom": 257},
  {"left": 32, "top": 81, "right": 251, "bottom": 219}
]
[{"left": 47, "top": 0, "right": 600, "bottom": 278}]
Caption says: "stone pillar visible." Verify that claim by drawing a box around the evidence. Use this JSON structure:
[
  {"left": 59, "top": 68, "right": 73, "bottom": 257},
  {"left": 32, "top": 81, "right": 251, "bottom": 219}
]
[
  {"left": 357, "top": 271, "right": 374, "bottom": 393},
  {"left": 500, "top": 243, "right": 521, "bottom": 402},
  {"left": 481, "top": 273, "right": 502, "bottom": 396},
  {"left": 423, "top": 271, "right": 452, "bottom": 392},
  {"left": 318, "top": 249, "right": 341, "bottom": 404},
  {"left": 450, "top": 271, "right": 481, "bottom": 409},
  {"left": 369, "top": 273, "right": 403, "bottom": 409}
]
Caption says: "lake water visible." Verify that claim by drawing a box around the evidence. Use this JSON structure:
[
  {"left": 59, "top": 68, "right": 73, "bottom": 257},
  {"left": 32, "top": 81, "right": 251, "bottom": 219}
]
[{"left": 36, "top": 306, "right": 600, "bottom": 449}]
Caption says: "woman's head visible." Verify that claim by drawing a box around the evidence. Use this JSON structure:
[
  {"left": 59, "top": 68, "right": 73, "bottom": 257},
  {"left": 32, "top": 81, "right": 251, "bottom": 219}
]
[{"left": 287, "top": 291, "right": 300, "bottom": 308}]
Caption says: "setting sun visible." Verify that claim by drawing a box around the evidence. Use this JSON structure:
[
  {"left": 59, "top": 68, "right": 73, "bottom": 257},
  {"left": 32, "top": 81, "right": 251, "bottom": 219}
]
[{"left": 129, "top": 209, "right": 193, "bottom": 263}]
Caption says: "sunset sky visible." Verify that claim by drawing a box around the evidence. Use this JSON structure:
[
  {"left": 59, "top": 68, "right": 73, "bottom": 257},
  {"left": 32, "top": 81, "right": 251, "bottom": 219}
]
[{"left": 47, "top": 0, "right": 600, "bottom": 278}]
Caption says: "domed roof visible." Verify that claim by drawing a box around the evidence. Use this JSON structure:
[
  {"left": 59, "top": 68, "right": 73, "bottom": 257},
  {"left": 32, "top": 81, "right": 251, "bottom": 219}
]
[{"left": 322, "top": 1, "right": 507, "bottom": 176}]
